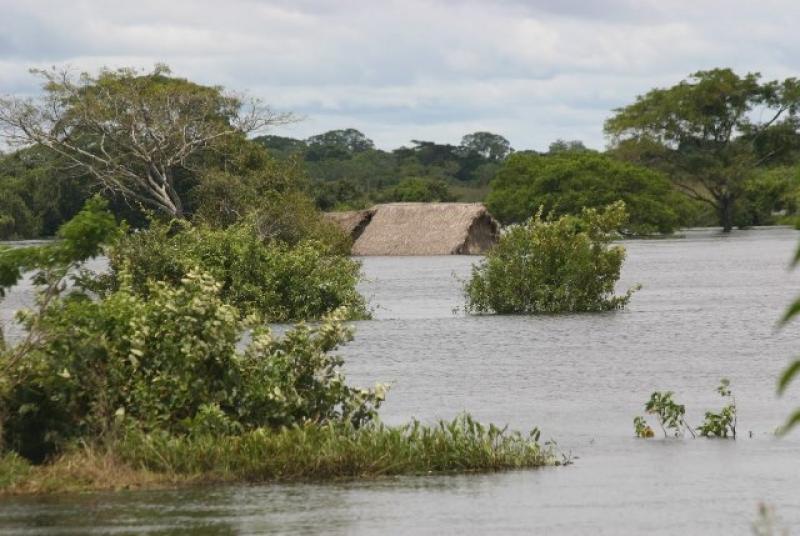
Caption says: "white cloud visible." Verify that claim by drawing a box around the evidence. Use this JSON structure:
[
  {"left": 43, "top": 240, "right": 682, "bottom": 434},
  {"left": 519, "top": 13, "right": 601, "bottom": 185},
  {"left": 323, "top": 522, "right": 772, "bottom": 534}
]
[{"left": 1, "top": 0, "right": 800, "bottom": 150}]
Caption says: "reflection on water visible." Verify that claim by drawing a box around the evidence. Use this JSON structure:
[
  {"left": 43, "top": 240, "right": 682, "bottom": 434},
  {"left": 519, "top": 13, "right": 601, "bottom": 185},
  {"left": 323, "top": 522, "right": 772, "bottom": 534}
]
[{"left": 3, "top": 228, "right": 800, "bottom": 535}]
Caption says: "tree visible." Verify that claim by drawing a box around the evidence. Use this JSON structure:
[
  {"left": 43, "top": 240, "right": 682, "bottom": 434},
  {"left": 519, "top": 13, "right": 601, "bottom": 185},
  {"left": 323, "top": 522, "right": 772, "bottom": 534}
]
[
  {"left": 548, "top": 139, "right": 588, "bottom": 154},
  {"left": 460, "top": 132, "right": 513, "bottom": 161},
  {"left": 0, "top": 65, "right": 290, "bottom": 217},
  {"left": 605, "top": 68, "right": 800, "bottom": 231},
  {"left": 378, "top": 177, "right": 455, "bottom": 203},
  {"left": 486, "top": 151, "right": 682, "bottom": 234},
  {"left": 305, "top": 129, "right": 374, "bottom": 161}
]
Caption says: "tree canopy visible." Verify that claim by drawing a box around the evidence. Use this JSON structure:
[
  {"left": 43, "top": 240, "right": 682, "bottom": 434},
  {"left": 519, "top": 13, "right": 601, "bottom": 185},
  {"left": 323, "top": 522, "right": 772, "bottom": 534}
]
[
  {"left": 605, "top": 68, "right": 800, "bottom": 231},
  {"left": 486, "top": 151, "right": 684, "bottom": 234},
  {"left": 0, "top": 65, "right": 290, "bottom": 217}
]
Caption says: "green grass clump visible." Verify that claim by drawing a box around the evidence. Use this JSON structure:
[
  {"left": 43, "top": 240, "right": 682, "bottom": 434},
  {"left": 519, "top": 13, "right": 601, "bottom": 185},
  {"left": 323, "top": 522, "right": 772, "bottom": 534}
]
[
  {"left": 117, "top": 414, "right": 560, "bottom": 481},
  {"left": 0, "top": 414, "right": 559, "bottom": 495}
]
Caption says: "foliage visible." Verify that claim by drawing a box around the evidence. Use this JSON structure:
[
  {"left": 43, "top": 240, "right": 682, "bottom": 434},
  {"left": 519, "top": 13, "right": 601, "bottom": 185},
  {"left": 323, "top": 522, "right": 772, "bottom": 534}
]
[
  {"left": 735, "top": 167, "right": 800, "bottom": 227},
  {"left": 378, "top": 177, "right": 456, "bottom": 203},
  {"left": 460, "top": 132, "right": 513, "bottom": 161},
  {"left": 464, "top": 201, "right": 637, "bottom": 314},
  {"left": 0, "top": 415, "right": 559, "bottom": 494},
  {"left": 0, "top": 65, "right": 290, "bottom": 217},
  {"left": 643, "top": 391, "right": 694, "bottom": 438},
  {"left": 255, "top": 129, "right": 511, "bottom": 210},
  {"left": 776, "top": 242, "right": 800, "bottom": 434},
  {"left": 605, "top": 68, "right": 800, "bottom": 231},
  {"left": 1, "top": 260, "right": 383, "bottom": 461},
  {"left": 107, "top": 221, "right": 365, "bottom": 321},
  {"left": 697, "top": 379, "right": 737, "bottom": 438},
  {"left": 633, "top": 416, "right": 654, "bottom": 438},
  {"left": 486, "top": 151, "right": 682, "bottom": 233}
]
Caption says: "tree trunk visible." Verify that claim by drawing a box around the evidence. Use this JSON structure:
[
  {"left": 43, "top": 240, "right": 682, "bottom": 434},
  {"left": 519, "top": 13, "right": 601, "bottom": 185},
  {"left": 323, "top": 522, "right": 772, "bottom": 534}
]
[{"left": 718, "top": 194, "right": 734, "bottom": 232}]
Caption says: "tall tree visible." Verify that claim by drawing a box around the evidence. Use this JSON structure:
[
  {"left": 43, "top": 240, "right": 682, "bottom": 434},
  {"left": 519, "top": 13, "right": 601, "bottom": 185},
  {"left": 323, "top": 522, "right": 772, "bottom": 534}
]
[
  {"left": 460, "top": 132, "right": 513, "bottom": 161},
  {"left": 0, "top": 65, "right": 290, "bottom": 217},
  {"left": 305, "top": 129, "right": 374, "bottom": 161},
  {"left": 605, "top": 68, "right": 800, "bottom": 231}
]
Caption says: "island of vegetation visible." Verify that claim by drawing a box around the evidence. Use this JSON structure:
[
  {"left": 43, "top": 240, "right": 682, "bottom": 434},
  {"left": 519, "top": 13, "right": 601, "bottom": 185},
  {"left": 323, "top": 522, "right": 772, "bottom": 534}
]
[{"left": 0, "top": 67, "right": 560, "bottom": 495}]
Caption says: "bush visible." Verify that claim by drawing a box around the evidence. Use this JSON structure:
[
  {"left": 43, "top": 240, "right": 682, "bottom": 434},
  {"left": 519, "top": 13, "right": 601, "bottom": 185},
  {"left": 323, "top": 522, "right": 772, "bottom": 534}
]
[
  {"left": 464, "top": 201, "right": 637, "bottom": 314},
  {"left": 1, "top": 266, "right": 385, "bottom": 461},
  {"left": 107, "top": 221, "right": 367, "bottom": 321}
]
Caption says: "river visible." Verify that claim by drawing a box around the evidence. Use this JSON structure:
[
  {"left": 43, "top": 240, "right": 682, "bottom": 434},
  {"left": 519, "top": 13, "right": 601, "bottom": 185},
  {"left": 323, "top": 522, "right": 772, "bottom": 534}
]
[{"left": 2, "top": 228, "right": 800, "bottom": 534}]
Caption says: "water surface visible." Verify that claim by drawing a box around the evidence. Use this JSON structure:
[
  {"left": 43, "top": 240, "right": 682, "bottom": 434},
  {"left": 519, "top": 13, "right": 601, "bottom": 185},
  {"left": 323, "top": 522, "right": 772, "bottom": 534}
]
[{"left": 2, "top": 228, "right": 800, "bottom": 534}]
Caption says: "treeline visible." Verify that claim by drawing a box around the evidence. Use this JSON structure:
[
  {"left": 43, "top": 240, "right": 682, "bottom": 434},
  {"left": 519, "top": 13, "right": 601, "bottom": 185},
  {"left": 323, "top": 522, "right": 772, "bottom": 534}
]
[
  {"left": 254, "top": 129, "right": 512, "bottom": 210},
  {"left": 3, "top": 67, "right": 800, "bottom": 239}
]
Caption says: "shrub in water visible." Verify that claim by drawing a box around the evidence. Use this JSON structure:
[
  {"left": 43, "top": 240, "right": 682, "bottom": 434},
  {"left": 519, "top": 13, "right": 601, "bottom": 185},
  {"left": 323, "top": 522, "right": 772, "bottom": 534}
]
[
  {"left": 464, "top": 201, "right": 637, "bottom": 314},
  {"left": 107, "top": 220, "right": 368, "bottom": 321}
]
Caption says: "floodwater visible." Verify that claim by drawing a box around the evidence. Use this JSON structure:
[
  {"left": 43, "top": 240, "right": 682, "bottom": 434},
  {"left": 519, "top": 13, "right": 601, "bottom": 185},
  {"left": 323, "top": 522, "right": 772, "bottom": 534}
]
[{"left": 2, "top": 228, "right": 800, "bottom": 535}]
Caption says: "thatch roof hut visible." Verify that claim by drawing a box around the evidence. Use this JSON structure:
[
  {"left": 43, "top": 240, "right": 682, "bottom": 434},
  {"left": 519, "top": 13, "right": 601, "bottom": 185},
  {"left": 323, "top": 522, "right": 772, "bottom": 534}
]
[
  {"left": 348, "top": 202, "right": 499, "bottom": 256},
  {"left": 323, "top": 209, "right": 375, "bottom": 241}
]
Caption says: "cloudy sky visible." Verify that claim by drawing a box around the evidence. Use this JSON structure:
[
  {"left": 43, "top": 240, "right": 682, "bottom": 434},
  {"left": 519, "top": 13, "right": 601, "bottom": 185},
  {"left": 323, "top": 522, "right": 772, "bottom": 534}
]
[{"left": 1, "top": 0, "right": 799, "bottom": 150}]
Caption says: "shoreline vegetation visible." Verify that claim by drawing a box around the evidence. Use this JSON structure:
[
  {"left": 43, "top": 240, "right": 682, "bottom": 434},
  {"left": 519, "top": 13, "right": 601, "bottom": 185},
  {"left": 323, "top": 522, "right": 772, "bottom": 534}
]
[
  {"left": 0, "top": 415, "right": 561, "bottom": 496},
  {"left": 0, "top": 201, "right": 559, "bottom": 497}
]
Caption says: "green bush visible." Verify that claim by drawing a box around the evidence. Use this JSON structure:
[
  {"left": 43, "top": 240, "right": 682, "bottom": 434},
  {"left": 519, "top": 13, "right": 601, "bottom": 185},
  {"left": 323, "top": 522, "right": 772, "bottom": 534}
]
[
  {"left": 1, "top": 267, "right": 385, "bottom": 461},
  {"left": 107, "top": 221, "right": 367, "bottom": 321},
  {"left": 464, "top": 201, "right": 637, "bottom": 314}
]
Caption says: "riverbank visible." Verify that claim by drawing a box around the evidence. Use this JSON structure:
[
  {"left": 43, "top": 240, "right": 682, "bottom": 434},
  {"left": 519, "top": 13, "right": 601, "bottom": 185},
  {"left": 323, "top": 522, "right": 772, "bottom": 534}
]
[{"left": 0, "top": 415, "right": 560, "bottom": 496}]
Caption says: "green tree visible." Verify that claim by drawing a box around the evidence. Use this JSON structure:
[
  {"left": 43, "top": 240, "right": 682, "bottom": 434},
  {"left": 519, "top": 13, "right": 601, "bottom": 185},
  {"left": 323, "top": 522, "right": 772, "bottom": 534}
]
[
  {"left": 460, "top": 132, "right": 513, "bottom": 161},
  {"left": 486, "top": 151, "right": 681, "bottom": 234},
  {"left": 605, "top": 68, "right": 800, "bottom": 231},
  {"left": 305, "top": 129, "right": 375, "bottom": 161},
  {"left": 379, "top": 177, "right": 455, "bottom": 203},
  {"left": 0, "top": 65, "right": 290, "bottom": 217},
  {"left": 548, "top": 139, "right": 588, "bottom": 154}
]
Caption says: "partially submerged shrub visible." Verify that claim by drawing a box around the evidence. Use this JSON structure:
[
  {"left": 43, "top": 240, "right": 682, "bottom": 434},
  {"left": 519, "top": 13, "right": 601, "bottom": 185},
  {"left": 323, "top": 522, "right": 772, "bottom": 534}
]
[
  {"left": 465, "top": 201, "right": 638, "bottom": 314},
  {"left": 107, "top": 220, "right": 368, "bottom": 321},
  {"left": 697, "top": 379, "right": 737, "bottom": 439},
  {"left": 2, "top": 265, "right": 384, "bottom": 461},
  {"left": 644, "top": 391, "right": 694, "bottom": 438},
  {"left": 634, "top": 380, "right": 737, "bottom": 439}
]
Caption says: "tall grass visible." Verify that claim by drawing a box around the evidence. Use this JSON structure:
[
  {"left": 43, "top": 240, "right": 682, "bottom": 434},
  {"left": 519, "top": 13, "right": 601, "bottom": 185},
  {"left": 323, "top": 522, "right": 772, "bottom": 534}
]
[{"left": 1, "top": 415, "right": 560, "bottom": 495}]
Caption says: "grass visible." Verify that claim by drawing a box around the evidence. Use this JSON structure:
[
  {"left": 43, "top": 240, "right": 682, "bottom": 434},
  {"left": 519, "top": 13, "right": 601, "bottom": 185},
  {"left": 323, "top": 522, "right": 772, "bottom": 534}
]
[{"left": 0, "top": 415, "right": 561, "bottom": 495}]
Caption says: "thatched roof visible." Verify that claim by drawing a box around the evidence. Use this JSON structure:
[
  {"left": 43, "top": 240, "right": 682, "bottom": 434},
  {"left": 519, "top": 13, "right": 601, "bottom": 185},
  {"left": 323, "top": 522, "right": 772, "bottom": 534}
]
[
  {"left": 350, "top": 202, "right": 499, "bottom": 256},
  {"left": 323, "top": 209, "right": 375, "bottom": 240}
]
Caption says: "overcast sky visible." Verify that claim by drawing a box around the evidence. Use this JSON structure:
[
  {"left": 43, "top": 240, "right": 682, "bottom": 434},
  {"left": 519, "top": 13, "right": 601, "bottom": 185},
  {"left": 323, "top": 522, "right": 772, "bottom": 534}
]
[{"left": 1, "top": 0, "right": 799, "bottom": 151}]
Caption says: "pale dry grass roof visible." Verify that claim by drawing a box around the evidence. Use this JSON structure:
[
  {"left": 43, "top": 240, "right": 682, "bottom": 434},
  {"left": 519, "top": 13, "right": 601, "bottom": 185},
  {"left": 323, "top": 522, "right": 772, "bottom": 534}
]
[{"left": 351, "top": 202, "right": 498, "bottom": 256}]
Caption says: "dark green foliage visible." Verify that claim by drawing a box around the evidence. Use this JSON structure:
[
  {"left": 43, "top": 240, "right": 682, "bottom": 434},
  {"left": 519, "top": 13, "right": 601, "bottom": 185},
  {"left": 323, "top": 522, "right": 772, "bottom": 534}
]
[
  {"left": 0, "top": 196, "right": 120, "bottom": 295},
  {"left": 107, "top": 221, "right": 366, "bottom": 321},
  {"left": 1, "top": 262, "right": 383, "bottom": 461},
  {"left": 378, "top": 177, "right": 456, "bottom": 202},
  {"left": 486, "top": 151, "right": 681, "bottom": 234},
  {"left": 465, "top": 202, "right": 637, "bottom": 314},
  {"left": 606, "top": 68, "right": 800, "bottom": 231}
]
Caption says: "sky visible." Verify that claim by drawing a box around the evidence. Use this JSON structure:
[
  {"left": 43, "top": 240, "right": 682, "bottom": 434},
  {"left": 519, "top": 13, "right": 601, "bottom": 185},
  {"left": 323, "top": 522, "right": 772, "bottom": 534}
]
[{"left": 1, "top": 0, "right": 800, "bottom": 151}]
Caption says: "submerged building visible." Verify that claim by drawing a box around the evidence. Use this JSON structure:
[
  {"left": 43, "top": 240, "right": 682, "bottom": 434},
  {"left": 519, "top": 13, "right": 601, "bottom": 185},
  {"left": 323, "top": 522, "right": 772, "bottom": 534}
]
[{"left": 325, "top": 202, "right": 500, "bottom": 256}]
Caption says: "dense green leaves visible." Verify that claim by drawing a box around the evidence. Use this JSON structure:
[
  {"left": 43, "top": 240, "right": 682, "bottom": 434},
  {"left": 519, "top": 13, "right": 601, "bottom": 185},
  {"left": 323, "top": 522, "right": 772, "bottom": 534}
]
[
  {"left": 486, "top": 151, "right": 682, "bottom": 234},
  {"left": 605, "top": 68, "right": 800, "bottom": 231},
  {"left": 107, "top": 221, "right": 366, "bottom": 322},
  {"left": 464, "top": 201, "right": 637, "bottom": 314}
]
